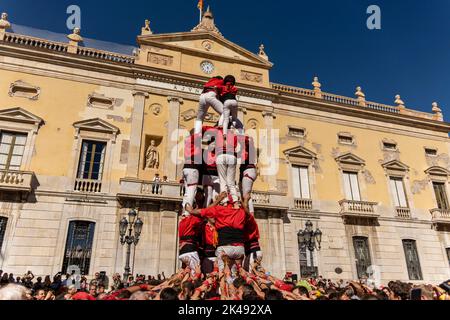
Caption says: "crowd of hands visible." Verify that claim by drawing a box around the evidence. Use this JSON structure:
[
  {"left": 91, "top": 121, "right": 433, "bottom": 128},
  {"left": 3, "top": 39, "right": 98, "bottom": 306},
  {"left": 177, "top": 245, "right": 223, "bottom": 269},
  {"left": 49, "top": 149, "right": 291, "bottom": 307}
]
[{"left": 1, "top": 258, "right": 449, "bottom": 300}]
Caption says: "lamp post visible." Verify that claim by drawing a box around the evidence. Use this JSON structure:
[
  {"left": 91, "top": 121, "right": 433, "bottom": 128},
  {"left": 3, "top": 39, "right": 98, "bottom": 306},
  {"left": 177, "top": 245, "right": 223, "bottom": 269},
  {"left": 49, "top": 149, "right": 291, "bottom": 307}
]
[
  {"left": 119, "top": 209, "right": 143, "bottom": 283},
  {"left": 297, "top": 220, "right": 322, "bottom": 277}
]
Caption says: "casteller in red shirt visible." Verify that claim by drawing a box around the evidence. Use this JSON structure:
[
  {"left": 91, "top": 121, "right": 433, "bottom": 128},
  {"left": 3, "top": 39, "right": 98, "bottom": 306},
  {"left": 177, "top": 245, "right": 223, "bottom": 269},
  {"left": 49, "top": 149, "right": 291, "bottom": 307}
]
[
  {"left": 178, "top": 215, "right": 203, "bottom": 255},
  {"left": 200, "top": 204, "right": 246, "bottom": 247},
  {"left": 203, "top": 77, "right": 224, "bottom": 95},
  {"left": 244, "top": 214, "right": 261, "bottom": 255}
]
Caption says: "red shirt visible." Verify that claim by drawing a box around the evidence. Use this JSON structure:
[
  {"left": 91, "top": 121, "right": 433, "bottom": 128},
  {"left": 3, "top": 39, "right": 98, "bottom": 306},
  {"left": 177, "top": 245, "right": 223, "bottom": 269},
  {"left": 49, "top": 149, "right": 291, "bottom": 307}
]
[
  {"left": 240, "top": 136, "right": 256, "bottom": 166},
  {"left": 184, "top": 133, "right": 203, "bottom": 165},
  {"left": 204, "top": 77, "right": 224, "bottom": 94},
  {"left": 244, "top": 215, "right": 260, "bottom": 243},
  {"left": 220, "top": 84, "right": 238, "bottom": 97},
  {"left": 178, "top": 215, "right": 203, "bottom": 243},
  {"left": 200, "top": 205, "right": 246, "bottom": 246},
  {"left": 215, "top": 128, "right": 238, "bottom": 155},
  {"left": 203, "top": 222, "right": 218, "bottom": 248}
]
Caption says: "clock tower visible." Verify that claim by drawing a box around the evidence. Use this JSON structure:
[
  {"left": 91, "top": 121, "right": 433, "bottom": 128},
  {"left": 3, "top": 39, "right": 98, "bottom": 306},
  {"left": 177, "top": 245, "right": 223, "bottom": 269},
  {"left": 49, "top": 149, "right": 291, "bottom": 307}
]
[{"left": 134, "top": 7, "right": 273, "bottom": 88}]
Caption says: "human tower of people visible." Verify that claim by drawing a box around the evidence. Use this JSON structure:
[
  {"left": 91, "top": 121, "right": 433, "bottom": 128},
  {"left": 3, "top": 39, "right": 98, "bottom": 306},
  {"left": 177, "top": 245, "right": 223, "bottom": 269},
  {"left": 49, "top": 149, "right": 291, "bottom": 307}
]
[{"left": 178, "top": 75, "right": 262, "bottom": 276}]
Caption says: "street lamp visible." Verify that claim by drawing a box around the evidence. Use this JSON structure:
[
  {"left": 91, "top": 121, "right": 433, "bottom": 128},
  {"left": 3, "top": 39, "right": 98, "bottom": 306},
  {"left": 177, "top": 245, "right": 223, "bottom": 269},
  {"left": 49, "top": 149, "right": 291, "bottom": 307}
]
[
  {"left": 119, "top": 209, "right": 143, "bottom": 283},
  {"left": 298, "top": 220, "right": 322, "bottom": 276}
]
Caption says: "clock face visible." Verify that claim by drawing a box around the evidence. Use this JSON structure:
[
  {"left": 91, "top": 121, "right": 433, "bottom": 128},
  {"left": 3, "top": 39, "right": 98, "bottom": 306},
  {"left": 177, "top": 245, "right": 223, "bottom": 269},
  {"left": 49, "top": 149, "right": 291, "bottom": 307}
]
[{"left": 200, "top": 61, "right": 215, "bottom": 74}]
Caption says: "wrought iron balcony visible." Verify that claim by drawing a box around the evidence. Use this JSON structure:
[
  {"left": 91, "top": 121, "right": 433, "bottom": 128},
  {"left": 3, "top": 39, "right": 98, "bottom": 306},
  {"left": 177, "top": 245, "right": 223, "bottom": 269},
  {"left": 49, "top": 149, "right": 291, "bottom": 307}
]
[
  {"left": 339, "top": 200, "right": 379, "bottom": 218},
  {"left": 430, "top": 208, "right": 450, "bottom": 225},
  {"left": 294, "top": 198, "right": 313, "bottom": 212},
  {"left": 0, "top": 169, "right": 34, "bottom": 193},
  {"left": 396, "top": 207, "right": 411, "bottom": 219}
]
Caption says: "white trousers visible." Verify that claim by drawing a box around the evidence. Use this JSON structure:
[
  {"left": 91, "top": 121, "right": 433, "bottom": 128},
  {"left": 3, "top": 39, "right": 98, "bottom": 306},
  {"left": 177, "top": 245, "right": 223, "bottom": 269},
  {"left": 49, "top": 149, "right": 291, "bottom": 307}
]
[
  {"left": 241, "top": 167, "right": 257, "bottom": 214},
  {"left": 179, "top": 251, "right": 200, "bottom": 274},
  {"left": 216, "top": 245, "right": 245, "bottom": 272},
  {"left": 202, "top": 174, "right": 220, "bottom": 207},
  {"left": 195, "top": 91, "right": 224, "bottom": 134},
  {"left": 182, "top": 168, "right": 199, "bottom": 215},
  {"left": 216, "top": 154, "right": 239, "bottom": 204},
  {"left": 221, "top": 99, "right": 242, "bottom": 136}
]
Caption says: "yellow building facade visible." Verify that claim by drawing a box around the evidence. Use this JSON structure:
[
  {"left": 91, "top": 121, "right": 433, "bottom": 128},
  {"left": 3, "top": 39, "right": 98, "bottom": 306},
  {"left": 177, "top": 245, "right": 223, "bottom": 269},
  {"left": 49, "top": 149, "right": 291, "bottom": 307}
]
[{"left": 0, "top": 9, "right": 449, "bottom": 282}]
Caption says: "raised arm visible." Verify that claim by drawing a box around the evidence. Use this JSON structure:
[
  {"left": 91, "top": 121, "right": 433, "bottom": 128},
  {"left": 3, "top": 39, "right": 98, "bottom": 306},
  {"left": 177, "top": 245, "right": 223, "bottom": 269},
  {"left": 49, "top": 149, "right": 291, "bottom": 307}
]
[{"left": 186, "top": 192, "right": 227, "bottom": 216}]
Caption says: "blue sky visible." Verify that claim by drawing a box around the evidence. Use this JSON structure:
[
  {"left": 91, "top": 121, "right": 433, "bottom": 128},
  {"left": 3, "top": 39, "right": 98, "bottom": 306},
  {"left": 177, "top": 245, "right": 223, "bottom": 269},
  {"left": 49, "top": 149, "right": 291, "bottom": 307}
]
[{"left": 2, "top": 0, "right": 450, "bottom": 115}]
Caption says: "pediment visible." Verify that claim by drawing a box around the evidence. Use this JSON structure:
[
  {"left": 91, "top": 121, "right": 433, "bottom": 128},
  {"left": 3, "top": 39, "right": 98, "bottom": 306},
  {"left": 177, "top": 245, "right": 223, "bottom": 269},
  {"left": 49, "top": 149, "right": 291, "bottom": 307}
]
[
  {"left": 0, "top": 107, "right": 44, "bottom": 125},
  {"left": 284, "top": 146, "right": 317, "bottom": 159},
  {"left": 335, "top": 153, "right": 366, "bottom": 166},
  {"left": 73, "top": 118, "right": 120, "bottom": 135},
  {"left": 382, "top": 160, "right": 409, "bottom": 172},
  {"left": 138, "top": 32, "right": 273, "bottom": 68},
  {"left": 425, "top": 166, "right": 450, "bottom": 177}
]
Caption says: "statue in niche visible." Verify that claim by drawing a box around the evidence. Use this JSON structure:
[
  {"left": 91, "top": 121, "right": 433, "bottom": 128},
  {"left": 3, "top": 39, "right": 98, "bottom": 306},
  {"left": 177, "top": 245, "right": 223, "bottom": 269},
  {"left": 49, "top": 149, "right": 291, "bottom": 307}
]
[{"left": 145, "top": 140, "right": 160, "bottom": 169}]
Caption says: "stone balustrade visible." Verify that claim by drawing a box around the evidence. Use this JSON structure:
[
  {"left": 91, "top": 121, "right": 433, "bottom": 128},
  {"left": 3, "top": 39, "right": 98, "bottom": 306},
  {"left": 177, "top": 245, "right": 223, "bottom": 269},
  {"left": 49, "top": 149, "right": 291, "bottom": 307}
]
[
  {"left": 294, "top": 198, "right": 313, "bottom": 212},
  {"left": 339, "top": 200, "right": 379, "bottom": 218},
  {"left": 0, "top": 169, "right": 34, "bottom": 192},
  {"left": 74, "top": 179, "right": 103, "bottom": 194},
  {"left": 430, "top": 208, "right": 450, "bottom": 225},
  {"left": 396, "top": 207, "right": 411, "bottom": 219},
  {"left": 118, "top": 178, "right": 183, "bottom": 201}
]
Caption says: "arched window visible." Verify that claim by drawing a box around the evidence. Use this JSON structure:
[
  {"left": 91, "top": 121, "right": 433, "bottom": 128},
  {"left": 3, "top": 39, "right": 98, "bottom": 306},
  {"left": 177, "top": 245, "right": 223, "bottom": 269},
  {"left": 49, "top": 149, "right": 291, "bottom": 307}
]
[{"left": 62, "top": 221, "right": 96, "bottom": 275}]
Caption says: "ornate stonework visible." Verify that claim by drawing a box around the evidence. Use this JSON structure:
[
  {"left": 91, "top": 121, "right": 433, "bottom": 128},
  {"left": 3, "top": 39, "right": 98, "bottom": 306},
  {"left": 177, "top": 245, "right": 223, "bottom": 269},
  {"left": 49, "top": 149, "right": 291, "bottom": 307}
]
[
  {"left": 9, "top": 80, "right": 41, "bottom": 100},
  {"left": 191, "top": 7, "right": 223, "bottom": 37},
  {"left": 148, "top": 52, "right": 174, "bottom": 66},
  {"left": 241, "top": 70, "right": 263, "bottom": 83}
]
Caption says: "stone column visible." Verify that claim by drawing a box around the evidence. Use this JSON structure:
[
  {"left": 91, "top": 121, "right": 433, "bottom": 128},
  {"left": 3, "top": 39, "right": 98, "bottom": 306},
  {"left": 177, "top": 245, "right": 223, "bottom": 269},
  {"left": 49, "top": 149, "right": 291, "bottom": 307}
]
[
  {"left": 164, "top": 97, "right": 183, "bottom": 181},
  {"left": 126, "top": 91, "right": 149, "bottom": 177},
  {"left": 268, "top": 211, "right": 287, "bottom": 278},
  {"left": 158, "top": 202, "right": 179, "bottom": 275},
  {"left": 262, "top": 111, "right": 277, "bottom": 191}
]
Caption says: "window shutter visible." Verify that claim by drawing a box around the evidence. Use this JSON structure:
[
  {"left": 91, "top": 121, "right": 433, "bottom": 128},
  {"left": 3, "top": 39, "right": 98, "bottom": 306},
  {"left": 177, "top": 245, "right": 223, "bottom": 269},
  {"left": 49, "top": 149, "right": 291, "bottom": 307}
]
[
  {"left": 350, "top": 173, "right": 361, "bottom": 201},
  {"left": 390, "top": 178, "right": 400, "bottom": 207},
  {"left": 396, "top": 179, "right": 408, "bottom": 207},
  {"left": 292, "top": 166, "right": 301, "bottom": 199},
  {"left": 343, "top": 172, "right": 353, "bottom": 200},
  {"left": 299, "top": 167, "right": 311, "bottom": 199}
]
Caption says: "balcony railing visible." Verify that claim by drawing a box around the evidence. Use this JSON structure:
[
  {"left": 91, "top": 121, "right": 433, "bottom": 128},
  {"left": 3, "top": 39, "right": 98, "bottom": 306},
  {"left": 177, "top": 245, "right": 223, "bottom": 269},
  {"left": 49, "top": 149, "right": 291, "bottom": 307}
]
[
  {"left": 339, "top": 200, "right": 379, "bottom": 218},
  {"left": 294, "top": 198, "right": 313, "bottom": 211},
  {"left": 430, "top": 208, "right": 450, "bottom": 225},
  {"left": 252, "top": 192, "right": 270, "bottom": 205},
  {"left": 118, "top": 178, "right": 183, "bottom": 201},
  {"left": 0, "top": 170, "right": 34, "bottom": 193},
  {"left": 396, "top": 207, "right": 411, "bottom": 219},
  {"left": 74, "top": 179, "right": 102, "bottom": 193}
]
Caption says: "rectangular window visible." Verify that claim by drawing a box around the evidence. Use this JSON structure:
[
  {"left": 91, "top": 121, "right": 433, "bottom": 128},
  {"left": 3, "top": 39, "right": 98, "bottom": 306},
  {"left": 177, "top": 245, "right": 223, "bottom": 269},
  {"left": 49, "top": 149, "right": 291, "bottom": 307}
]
[
  {"left": 383, "top": 142, "right": 398, "bottom": 151},
  {"left": 433, "top": 182, "right": 449, "bottom": 210},
  {"left": 0, "top": 217, "right": 7, "bottom": 251},
  {"left": 390, "top": 177, "right": 408, "bottom": 208},
  {"left": 0, "top": 131, "right": 27, "bottom": 171},
  {"left": 353, "top": 236, "right": 372, "bottom": 279},
  {"left": 447, "top": 248, "right": 450, "bottom": 267},
  {"left": 425, "top": 148, "right": 438, "bottom": 157},
  {"left": 77, "top": 140, "right": 107, "bottom": 181},
  {"left": 338, "top": 134, "right": 354, "bottom": 145},
  {"left": 343, "top": 172, "right": 361, "bottom": 201},
  {"left": 288, "top": 127, "right": 305, "bottom": 138},
  {"left": 402, "top": 240, "right": 423, "bottom": 281},
  {"left": 62, "top": 221, "right": 96, "bottom": 275},
  {"left": 292, "top": 166, "right": 310, "bottom": 199},
  {"left": 299, "top": 245, "right": 318, "bottom": 278}
]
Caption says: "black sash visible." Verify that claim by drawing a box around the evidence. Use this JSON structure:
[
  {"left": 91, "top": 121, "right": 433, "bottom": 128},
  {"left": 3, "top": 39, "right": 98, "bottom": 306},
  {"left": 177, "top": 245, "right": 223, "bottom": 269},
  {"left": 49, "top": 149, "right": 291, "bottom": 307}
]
[{"left": 218, "top": 227, "right": 244, "bottom": 247}]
